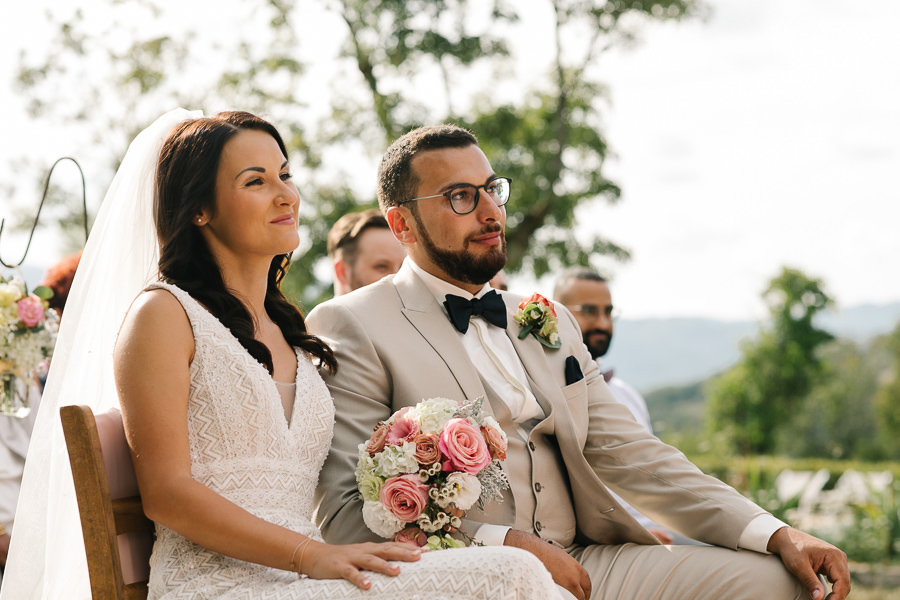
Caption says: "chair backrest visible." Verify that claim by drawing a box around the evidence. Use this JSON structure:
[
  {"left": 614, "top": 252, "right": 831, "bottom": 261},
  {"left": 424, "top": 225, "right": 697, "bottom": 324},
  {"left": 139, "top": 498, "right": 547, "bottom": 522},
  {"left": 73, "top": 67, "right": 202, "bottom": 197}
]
[{"left": 60, "top": 404, "right": 154, "bottom": 600}]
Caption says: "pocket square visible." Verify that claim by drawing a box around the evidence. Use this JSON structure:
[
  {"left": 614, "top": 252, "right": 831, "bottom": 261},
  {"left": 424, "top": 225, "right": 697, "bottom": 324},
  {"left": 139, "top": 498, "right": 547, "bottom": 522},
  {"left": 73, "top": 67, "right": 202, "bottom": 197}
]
[{"left": 564, "top": 355, "right": 584, "bottom": 385}]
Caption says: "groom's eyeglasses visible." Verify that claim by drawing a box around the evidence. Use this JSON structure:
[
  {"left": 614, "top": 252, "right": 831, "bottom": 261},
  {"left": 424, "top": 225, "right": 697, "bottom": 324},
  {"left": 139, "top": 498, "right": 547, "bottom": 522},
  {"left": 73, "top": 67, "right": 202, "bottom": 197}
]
[
  {"left": 399, "top": 177, "right": 512, "bottom": 215},
  {"left": 569, "top": 304, "right": 620, "bottom": 320}
]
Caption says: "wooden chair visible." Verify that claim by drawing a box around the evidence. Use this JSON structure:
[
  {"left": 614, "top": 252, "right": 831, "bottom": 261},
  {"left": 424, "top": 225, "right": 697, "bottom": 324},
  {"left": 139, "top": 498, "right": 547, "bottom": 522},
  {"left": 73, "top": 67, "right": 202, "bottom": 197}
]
[{"left": 61, "top": 404, "right": 155, "bottom": 600}]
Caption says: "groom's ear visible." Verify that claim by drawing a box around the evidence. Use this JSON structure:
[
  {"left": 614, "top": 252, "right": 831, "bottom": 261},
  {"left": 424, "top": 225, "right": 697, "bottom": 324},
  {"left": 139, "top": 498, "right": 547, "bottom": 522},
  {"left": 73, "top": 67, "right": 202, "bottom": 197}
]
[{"left": 386, "top": 206, "right": 415, "bottom": 244}]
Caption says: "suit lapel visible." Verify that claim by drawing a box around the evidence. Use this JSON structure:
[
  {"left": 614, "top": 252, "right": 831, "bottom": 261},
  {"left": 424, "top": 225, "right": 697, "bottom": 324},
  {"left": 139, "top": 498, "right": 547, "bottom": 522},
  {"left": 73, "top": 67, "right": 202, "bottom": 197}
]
[
  {"left": 501, "top": 292, "right": 563, "bottom": 421},
  {"left": 393, "top": 266, "right": 487, "bottom": 403}
]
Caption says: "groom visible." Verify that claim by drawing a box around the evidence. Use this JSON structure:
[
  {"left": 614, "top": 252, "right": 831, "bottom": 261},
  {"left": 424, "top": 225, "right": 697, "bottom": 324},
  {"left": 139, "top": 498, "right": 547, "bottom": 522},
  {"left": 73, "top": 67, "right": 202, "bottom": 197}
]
[{"left": 308, "top": 125, "right": 849, "bottom": 600}]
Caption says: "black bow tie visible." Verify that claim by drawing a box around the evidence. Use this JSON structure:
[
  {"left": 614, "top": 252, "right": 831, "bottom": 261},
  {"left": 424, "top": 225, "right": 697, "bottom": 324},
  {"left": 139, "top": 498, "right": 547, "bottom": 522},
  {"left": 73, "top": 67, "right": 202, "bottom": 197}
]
[{"left": 444, "top": 290, "right": 508, "bottom": 334}]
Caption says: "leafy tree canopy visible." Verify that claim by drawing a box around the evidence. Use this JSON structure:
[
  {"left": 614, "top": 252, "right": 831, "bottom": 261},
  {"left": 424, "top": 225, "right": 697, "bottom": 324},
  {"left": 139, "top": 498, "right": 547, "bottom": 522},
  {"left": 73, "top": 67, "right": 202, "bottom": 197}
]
[{"left": 11, "top": 0, "right": 703, "bottom": 307}]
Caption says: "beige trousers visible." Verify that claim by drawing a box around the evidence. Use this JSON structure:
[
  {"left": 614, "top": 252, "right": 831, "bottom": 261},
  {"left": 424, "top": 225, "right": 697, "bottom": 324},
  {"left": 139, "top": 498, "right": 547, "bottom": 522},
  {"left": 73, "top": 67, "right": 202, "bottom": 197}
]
[{"left": 562, "top": 543, "right": 808, "bottom": 600}]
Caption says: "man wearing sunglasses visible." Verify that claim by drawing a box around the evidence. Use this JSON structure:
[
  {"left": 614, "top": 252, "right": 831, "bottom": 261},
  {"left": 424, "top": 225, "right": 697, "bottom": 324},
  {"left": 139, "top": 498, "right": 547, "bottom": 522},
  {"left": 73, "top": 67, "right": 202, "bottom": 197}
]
[{"left": 308, "top": 125, "right": 849, "bottom": 600}]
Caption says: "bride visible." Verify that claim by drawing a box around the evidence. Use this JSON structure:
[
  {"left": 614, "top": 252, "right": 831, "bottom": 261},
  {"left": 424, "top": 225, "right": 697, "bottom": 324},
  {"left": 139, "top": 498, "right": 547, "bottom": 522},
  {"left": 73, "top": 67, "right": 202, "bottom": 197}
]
[{"left": 1, "top": 109, "right": 561, "bottom": 599}]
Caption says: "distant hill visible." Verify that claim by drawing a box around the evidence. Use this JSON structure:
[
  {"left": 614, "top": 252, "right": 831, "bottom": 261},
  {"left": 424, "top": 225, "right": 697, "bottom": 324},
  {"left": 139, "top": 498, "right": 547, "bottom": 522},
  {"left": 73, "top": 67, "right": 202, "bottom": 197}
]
[{"left": 604, "top": 301, "right": 900, "bottom": 393}]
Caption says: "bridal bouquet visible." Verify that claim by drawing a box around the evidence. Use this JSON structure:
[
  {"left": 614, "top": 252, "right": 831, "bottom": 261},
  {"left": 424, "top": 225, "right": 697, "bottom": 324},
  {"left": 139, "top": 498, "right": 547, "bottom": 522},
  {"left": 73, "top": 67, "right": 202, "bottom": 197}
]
[
  {"left": 0, "top": 274, "right": 58, "bottom": 417},
  {"left": 356, "top": 396, "right": 509, "bottom": 550}
]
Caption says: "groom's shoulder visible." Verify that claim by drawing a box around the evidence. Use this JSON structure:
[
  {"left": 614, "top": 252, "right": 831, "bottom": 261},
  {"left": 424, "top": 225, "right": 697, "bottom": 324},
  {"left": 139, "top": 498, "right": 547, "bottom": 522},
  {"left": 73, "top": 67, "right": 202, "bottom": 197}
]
[{"left": 309, "top": 275, "right": 401, "bottom": 319}]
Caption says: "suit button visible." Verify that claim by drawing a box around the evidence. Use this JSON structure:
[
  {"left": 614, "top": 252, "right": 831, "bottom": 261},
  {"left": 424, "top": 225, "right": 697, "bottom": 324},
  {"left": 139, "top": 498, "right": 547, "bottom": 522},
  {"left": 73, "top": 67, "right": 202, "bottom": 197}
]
[
  {"left": 528, "top": 441, "right": 536, "bottom": 451},
  {"left": 534, "top": 482, "right": 542, "bottom": 493},
  {"left": 535, "top": 521, "right": 543, "bottom": 532}
]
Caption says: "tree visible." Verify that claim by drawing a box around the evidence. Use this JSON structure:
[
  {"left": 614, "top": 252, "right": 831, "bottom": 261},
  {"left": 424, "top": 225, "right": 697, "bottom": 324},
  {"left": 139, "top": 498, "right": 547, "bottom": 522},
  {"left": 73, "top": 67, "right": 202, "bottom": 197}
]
[
  {"left": 11, "top": 0, "right": 705, "bottom": 307},
  {"left": 776, "top": 340, "right": 882, "bottom": 460},
  {"left": 875, "top": 321, "right": 900, "bottom": 459},
  {"left": 707, "top": 267, "right": 834, "bottom": 455},
  {"left": 324, "top": 0, "right": 704, "bottom": 278}
]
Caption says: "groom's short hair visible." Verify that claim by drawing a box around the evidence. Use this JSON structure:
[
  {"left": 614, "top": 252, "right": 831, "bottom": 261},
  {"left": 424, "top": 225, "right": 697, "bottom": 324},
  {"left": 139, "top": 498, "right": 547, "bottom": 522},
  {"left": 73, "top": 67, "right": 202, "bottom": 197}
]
[{"left": 377, "top": 125, "right": 478, "bottom": 212}]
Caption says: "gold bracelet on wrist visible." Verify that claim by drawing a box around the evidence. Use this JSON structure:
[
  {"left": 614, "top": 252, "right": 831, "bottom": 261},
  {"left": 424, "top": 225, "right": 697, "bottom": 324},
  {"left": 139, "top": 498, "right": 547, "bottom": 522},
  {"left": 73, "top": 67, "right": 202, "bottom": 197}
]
[
  {"left": 0, "top": 522, "right": 7, "bottom": 537},
  {"left": 289, "top": 538, "right": 312, "bottom": 574},
  {"left": 297, "top": 538, "right": 314, "bottom": 577}
]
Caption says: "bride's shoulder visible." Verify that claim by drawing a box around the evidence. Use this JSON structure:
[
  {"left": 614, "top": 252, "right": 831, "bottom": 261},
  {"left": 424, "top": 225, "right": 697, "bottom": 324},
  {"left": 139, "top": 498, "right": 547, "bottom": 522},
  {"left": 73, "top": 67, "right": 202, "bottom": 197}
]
[{"left": 121, "top": 287, "right": 192, "bottom": 339}]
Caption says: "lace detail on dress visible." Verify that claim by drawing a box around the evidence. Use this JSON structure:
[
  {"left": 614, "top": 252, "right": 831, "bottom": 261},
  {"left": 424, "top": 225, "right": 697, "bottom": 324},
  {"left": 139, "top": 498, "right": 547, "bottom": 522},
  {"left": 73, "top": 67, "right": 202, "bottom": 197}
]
[{"left": 143, "top": 282, "right": 560, "bottom": 600}]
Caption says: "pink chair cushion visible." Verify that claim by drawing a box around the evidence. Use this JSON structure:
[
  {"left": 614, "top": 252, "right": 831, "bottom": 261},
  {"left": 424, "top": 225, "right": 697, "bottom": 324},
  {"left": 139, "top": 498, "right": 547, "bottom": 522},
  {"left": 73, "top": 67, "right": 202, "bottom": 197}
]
[{"left": 94, "top": 409, "right": 152, "bottom": 584}]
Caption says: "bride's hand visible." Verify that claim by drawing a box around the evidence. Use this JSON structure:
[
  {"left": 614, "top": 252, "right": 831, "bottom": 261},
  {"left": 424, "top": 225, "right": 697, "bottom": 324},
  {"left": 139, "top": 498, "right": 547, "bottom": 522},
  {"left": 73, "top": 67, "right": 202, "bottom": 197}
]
[{"left": 300, "top": 540, "right": 422, "bottom": 589}]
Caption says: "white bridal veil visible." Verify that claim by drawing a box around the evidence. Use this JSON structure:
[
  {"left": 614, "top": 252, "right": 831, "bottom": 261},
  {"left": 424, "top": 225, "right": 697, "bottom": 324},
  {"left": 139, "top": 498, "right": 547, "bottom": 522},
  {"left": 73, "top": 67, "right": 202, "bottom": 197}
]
[{"left": 1, "top": 108, "right": 202, "bottom": 599}]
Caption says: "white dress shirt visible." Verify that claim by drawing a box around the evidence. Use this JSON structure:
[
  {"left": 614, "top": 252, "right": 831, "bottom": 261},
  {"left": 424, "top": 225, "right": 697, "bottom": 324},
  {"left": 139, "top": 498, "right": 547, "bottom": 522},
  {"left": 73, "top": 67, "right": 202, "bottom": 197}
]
[{"left": 407, "top": 260, "right": 543, "bottom": 424}]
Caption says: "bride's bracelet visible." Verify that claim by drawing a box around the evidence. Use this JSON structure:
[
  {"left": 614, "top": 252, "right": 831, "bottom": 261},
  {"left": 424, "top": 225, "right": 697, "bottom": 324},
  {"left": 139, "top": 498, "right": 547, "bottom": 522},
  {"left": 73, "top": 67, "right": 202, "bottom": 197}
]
[{"left": 289, "top": 538, "right": 313, "bottom": 575}]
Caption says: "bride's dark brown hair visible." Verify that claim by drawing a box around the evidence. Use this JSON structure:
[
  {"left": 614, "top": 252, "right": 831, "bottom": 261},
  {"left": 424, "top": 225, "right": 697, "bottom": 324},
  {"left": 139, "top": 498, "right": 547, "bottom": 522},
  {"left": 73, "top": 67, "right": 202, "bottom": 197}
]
[{"left": 155, "top": 111, "right": 336, "bottom": 374}]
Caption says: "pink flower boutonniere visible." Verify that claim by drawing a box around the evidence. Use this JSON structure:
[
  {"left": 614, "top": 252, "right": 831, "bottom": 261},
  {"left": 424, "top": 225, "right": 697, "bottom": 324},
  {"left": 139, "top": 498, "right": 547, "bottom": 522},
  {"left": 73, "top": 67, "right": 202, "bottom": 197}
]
[{"left": 514, "top": 293, "right": 561, "bottom": 349}]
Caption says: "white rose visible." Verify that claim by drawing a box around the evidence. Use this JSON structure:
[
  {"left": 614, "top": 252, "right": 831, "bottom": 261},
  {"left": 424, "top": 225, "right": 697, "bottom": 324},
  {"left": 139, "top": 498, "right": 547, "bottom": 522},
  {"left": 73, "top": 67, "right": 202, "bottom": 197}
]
[{"left": 362, "top": 500, "right": 404, "bottom": 539}]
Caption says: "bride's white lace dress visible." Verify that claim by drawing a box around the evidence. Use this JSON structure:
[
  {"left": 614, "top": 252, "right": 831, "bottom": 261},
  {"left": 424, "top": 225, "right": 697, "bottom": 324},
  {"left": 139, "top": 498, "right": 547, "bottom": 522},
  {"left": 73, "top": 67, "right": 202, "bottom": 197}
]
[{"left": 147, "top": 282, "right": 559, "bottom": 600}]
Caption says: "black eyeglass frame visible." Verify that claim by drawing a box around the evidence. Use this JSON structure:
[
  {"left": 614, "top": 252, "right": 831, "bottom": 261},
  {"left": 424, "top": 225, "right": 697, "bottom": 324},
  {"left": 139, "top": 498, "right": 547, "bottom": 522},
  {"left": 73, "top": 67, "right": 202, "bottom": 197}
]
[{"left": 398, "top": 176, "right": 512, "bottom": 215}]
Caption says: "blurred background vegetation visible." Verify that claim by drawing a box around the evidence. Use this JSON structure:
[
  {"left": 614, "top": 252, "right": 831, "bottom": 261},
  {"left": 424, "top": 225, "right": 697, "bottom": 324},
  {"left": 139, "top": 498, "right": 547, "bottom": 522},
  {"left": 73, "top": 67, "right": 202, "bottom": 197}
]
[
  {"left": 9, "top": 0, "right": 708, "bottom": 307},
  {"left": 6, "top": 0, "right": 898, "bottom": 592}
]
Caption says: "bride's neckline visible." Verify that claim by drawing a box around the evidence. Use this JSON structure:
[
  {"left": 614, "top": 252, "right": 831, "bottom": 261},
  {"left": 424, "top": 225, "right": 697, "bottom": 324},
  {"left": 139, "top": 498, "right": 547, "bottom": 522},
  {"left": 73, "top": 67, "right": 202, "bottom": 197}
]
[{"left": 274, "top": 380, "right": 296, "bottom": 387}]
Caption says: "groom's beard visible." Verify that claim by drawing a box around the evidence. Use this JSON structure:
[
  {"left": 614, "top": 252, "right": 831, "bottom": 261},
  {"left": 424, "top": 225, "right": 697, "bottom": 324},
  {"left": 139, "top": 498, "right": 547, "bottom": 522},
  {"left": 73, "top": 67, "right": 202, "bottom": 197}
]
[
  {"left": 583, "top": 329, "right": 612, "bottom": 359},
  {"left": 414, "top": 215, "right": 507, "bottom": 286}
]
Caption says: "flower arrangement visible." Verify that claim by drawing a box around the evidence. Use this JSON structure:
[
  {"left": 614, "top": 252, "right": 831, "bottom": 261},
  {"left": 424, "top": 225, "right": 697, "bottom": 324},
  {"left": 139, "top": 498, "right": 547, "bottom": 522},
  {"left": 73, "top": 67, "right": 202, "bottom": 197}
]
[
  {"left": 514, "top": 292, "right": 561, "bottom": 348},
  {"left": 356, "top": 396, "right": 509, "bottom": 551},
  {"left": 0, "top": 273, "right": 58, "bottom": 417}
]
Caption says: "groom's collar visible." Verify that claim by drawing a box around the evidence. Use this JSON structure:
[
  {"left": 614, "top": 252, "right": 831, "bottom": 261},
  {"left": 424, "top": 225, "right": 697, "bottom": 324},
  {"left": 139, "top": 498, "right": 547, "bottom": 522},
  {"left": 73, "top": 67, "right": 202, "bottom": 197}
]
[{"left": 404, "top": 259, "right": 494, "bottom": 311}]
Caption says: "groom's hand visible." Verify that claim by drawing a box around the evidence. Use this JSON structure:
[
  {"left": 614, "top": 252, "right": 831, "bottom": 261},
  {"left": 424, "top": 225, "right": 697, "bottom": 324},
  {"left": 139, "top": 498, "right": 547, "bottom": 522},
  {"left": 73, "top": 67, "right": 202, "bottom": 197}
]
[
  {"left": 767, "top": 526, "right": 850, "bottom": 600},
  {"left": 504, "top": 529, "right": 591, "bottom": 600}
]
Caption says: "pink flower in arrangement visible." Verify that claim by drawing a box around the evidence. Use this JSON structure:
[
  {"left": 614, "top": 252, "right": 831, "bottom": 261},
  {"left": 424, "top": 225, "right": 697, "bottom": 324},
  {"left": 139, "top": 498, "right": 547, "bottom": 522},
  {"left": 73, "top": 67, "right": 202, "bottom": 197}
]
[
  {"left": 439, "top": 418, "right": 492, "bottom": 474},
  {"left": 386, "top": 412, "right": 419, "bottom": 445},
  {"left": 393, "top": 525, "right": 428, "bottom": 547},
  {"left": 380, "top": 474, "right": 430, "bottom": 522},
  {"left": 517, "top": 292, "right": 556, "bottom": 317},
  {"left": 482, "top": 424, "right": 508, "bottom": 461},
  {"left": 17, "top": 295, "right": 45, "bottom": 327},
  {"left": 366, "top": 422, "right": 390, "bottom": 456}
]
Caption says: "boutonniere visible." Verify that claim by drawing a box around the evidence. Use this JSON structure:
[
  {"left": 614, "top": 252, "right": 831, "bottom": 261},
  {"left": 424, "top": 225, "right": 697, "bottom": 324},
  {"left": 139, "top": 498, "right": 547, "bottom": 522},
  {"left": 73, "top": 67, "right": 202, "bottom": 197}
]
[{"left": 514, "top": 293, "right": 561, "bottom": 349}]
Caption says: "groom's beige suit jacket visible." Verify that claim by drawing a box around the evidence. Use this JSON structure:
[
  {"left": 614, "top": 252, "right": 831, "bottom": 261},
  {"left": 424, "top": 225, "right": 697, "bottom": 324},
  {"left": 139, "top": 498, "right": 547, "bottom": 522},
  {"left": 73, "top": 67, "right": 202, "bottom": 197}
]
[{"left": 308, "top": 264, "right": 767, "bottom": 550}]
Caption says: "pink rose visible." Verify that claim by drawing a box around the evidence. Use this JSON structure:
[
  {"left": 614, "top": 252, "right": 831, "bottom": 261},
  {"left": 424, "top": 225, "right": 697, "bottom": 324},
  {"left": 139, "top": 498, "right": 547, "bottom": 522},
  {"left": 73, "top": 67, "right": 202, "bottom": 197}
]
[
  {"left": 482, "top": 425, "right": 507, "bottom": 461},
  {"left": 386, "top": 412, "right": 419, "bottom": 445},
  {"left": 518, "top": 292, "right": 556, "bottom": 317},
  {"left": 439, "top": 418, "right": 491, "bottom": 474},
  {"left": 380, "top": 474, "right": 430, "bottom": 523},
  {"left": 17, "top": 295, "right": 45, "bottom": 327},
  {"left": 392, "top": 525, "right": 428, "bottom": 547}
]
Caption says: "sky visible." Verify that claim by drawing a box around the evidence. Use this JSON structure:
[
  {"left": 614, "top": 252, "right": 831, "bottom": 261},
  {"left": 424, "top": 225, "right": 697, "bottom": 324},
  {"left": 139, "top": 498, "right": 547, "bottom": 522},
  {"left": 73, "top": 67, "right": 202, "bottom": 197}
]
[
  {"left": 2, "top": 0, "right": 899, "bottom": 322},
  {"left": 547, "top": 0, "right": 900, "bottom": 320}
]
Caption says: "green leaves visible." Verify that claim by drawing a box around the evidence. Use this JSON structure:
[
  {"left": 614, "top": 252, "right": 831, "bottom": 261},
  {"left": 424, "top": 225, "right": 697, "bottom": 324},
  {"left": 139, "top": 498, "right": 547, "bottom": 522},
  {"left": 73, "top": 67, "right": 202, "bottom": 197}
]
[{"left": 708, "top": 267, "right": 837, "bottom": 455}]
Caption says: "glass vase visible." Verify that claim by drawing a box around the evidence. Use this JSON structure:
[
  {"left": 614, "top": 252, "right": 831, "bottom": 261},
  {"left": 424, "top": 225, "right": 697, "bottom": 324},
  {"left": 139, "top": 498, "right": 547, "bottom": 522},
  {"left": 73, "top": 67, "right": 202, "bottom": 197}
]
[{"left": 0, "top": 373, "right": 32, "bottom": 418}]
